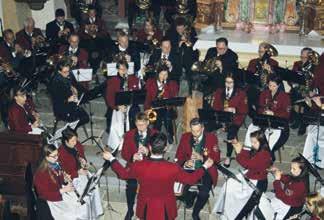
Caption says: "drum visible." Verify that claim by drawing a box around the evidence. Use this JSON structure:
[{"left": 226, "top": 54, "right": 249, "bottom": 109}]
[{"left": 258, "top": 195, "right": 275, "bottom": 220}]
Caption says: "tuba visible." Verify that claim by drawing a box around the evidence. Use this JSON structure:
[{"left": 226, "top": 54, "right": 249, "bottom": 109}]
[
  {"left": 135, "top": 0, "right": 151, "bottom": 10},
  {"left": 299, "top": 50, "right": 319, "bottom": 97}
]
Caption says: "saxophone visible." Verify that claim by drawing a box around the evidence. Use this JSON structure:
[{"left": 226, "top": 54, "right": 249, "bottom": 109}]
[
  {"left": 257, "top": 43, "right": 278, "bottom": 89},
  {"left": 299, "top": 50, "right": 319, "bottom": 97}
]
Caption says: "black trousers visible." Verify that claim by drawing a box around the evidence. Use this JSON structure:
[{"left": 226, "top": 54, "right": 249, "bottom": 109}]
[
  {"left": 235, "top": 179, "right": 268, "bottom": 220},
  {"left": 226, "top": 124, "right": 240, "bottom": 158},
  {"left": 183, "top": 171, "right": 213, "bottom": 216},
  {"left": 126, "top": 179, "right": 138, "bottom": 214}
]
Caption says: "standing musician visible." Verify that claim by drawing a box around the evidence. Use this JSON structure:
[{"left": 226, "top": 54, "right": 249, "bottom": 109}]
[
  {"left": 204, "top": 37, "right": 238, "bottom": 75},
  {"left": 175, "top": 118, "right": 220, "bottom": 220},
  {"left": 213, "top": 130, "right": 272, "bottom": 219},
  {"left": 103, "top": 132, "right": 215, "bottom": 220},
  {"left": 244, "top": 74, "right": 291, "bottom": 161},
  {"left": 147, "top": 37, "right": 181, "bottom": 81},
  {"left": 48, "top": 59, "right": 89, "bottom": 128},
  {"left": 104, "top": 59, "right": 141, "bottom": 143},
  {"left": 144, "top": 64, "right": 179, "bottom": 144},
  {"left": 34, "top": 144, "right": 103, "bottom": 220},
  {"left": 268, "top": 156, "right": 308, "bottom": 219},
  {"left": 59, "top": 34, "right": 89, "bottom": 69},
  {"left": 120, "top": 112, "right": 158, "bottom": 220},
  {"left": 212, "top": 73, "right": 248, "bottom": 167},
  {"left": 108, "top": 31, "right": 141, "bottom": 73},
  {"left": 8, "top": 86, "right": 41, "bottom": 133},
  {"left": 46, "top": 9, "right": 74, "bottom": 53}
]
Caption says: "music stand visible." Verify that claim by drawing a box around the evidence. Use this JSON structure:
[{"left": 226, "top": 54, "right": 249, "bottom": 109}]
[
  {"left": 274, "top": 67, "right": 306, "bottom": 85},
  {"left": 252, "top": 114, "right": 289, "bottom": 130},
  {"left": 48, "top": 120, "right": 79, "bottom": 148},
  {"left": 115, "top": 89, "right": 147, "bottom": 106},
  {"left": 198, "top": 109, "right": 233, "bottom": 131},
  {"left": 151, "top": 97, "right": 186, "bottom": 108}
]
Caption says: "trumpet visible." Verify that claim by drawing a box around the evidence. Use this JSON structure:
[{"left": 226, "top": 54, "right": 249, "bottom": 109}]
[{"left": 0, "top": 57, "right": 18, "bottom": 78}]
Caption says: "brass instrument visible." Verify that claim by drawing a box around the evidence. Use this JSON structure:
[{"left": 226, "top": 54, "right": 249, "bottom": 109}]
[
  {"left": 32, "top": 35, "right": 49, "bottom": 50},
  {"left": 191, "top": 56, "right": 221, "bottom": 74},
  {"left": 176, "top": 0, "right": 190, "bottom": 15},
  {"left": 258, "top": 43, "right": 278, "bottom": 89},
  {"left": 113, "top": 51, "right": 128, "bottom": 63},
  {"left": 146, "top": 108, "right": 158, "bottom": 123},
  {"left": 223, "top": 99, "right": 229, "bottom": 109},
  {"left": 135, "top": 0, "right": 151, "bottom": 10},
  {"left": 180, "top": 27, "right": 192, "bottom": 47},
  {"left": 46, "top": 54, "right": 64, "bottom": 66},
  {"left": 0, "top": 57, "right": 17, "bottom": 78}
]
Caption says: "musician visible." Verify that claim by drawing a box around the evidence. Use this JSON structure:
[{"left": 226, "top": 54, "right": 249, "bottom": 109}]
[
  {"left": 48, "top": 59, "right": 89, "bottom": 128},
  {"left": 268, "top": 156, "right": 308, "bottom": 219},
  {"left": 311, "top": 53, "right": 324, "bottom": 96},
  {"left": 80, "top": 5, "right": 108, "bottom": 38},
  {"left": 103, "top": 132, "right": 215, "bottom": 220},
  {"left": 8, "top": 86, "right": 40, "bottom": 133},
  {"left": 175, "top": 118, "right": 220, "bottom": 219},
  {"left": 144, "top": 64, "right": 179, "bottom": 144},
  {"left": 108, "top": 31, "right": 141, "bottom": 73},
  {"left": 135, "top": 17, "right": 163, "bottom": 53},
  {"left": 306, "top": 192, "right": 324, "bottom": 220},
  {"left": 104, "top": 59, "right": 140, "bottom": 134},
  {"left": 204, "top": 37, "right": 238, "bottom": 75},
  {"left": 58, "top": 34, "right": 89, "bottom": 69},
  {"left": 212, "top": 73, "right": 248, "bottom": 167},
  {"left": 46, "top": 8, "right": 74, "bottom": 52},
  {"left": 147, "top": 37, "right": 181, "bottom": 80},
  {"left": 213, "top": 130, "right": 272, "bottom": 219},
  {"left": 244, "top": 74, "right": 291, "bottom": 161},
  {"left": 34, "top": 144, "right": 103, "bottom": 220},
  {"left": 121, "top": 112, "right": 158, "bottom": 220},
  {"left": 15, "top": 17, "right": 44, "bottom": 51}
]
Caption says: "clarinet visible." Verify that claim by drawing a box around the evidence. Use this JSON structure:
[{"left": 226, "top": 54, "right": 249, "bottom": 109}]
[
  {"left": 57, "top": 163, "right": 81, "bottom": 199},
  {"left": 123, "top": 75, "right": 129, "bottom": 133}
]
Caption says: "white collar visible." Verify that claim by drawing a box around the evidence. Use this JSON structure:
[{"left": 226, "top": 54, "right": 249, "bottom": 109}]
[
  {"left": 150, "top": 155, "right": 163, "bottom": 159},
  {"left": 194, "top": 133, "right": 203, "bottom": 143},
  {"left": 69, "top": 46, "right": 78, "bottom": 53},
  {"left": 119, "top": 45, "right": 126, "bottom": 51},
  {"left": 161, "top": 53, "right": 169, "bottom": 59},
  {"left": 226, "top": 87, "right": 233, "bottom": 96},
  {"left": 138, "top": 130, "right": 147, "bottom": 137}
]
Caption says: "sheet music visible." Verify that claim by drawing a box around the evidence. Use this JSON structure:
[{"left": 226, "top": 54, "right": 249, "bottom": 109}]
[
  {"left": 28, "top": 127, "right": 44, "bottom": 135},
  {"left": 107, "top": 62, "right": 134, "bottom": 76},
  {"left": 48, "top": 120, "right": 80, "bottom": 147},
  {"left": 72, "top": 69, "right": 93, "bottom": 82}
]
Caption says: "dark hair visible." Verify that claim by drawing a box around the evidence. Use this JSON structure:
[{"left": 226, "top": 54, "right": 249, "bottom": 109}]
[
  {"left": 3, "top": 29, "right": 14, "bottom": 37},
  {"left": 224, "top": 73, "right": 236, "bottom": 87},
  {"left": 291, "top": 156, "right": 309, "bottom": 181},
  {"left": 190, "top": 117, "right": 203, "bottom": 127},
  {"left": 88, "top": 5, "right": 96, "bottom": 11},
  {"left": 12, "top": 86, "right": 27, "bottom": 98},
  {"left": 62, "top": 126, "right": 78, "bottom": 143},
  {"left": 301, "top": 47, "right": 312, "bottom": 54},
  {"left": 135, "top": 112, "right": 149, "bottom": 122},
  {"left": 161, "top": 36, "right": 171, "bottom": 44},
  {"left": 216, "top": 37, "right": 228, "bottom": 46},
  {"left": 149, "top": 132, "right": 167, "bottom": 155},
  {"left": 156, "top": 63, "right": 169, "bottom": 74},
  {"left": 37, "top": 144, "right": 58, "bottom": 172},
  {"left": 57, "top": 58, "right": 71, "bottom": 71},
  {"left": 68, "top": 33, "right": 79, "bottom": 40},
  {"left": 55, "top": 8, "right": 65, "bottom": 17},
  {"left": 116, "top": 59, "right": 129, "bottom": 69},
  {"left": 117, "top": 30, "right": 128, "bottom": 39},
  {"left": 144, "top": 17, "right": 156, "bottom": 28},
  {"left": 268, "top": 73, "right": 282, "bottom": 85},
  {"left": 175, "top": 16, "right": 186, "bottom": 27},
  {"left": 250, "top": 130, "right": 270, "bottom": 152}
]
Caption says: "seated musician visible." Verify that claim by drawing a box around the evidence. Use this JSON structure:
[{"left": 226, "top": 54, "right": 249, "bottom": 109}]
[
  {"left": 306, "top": 192, "right": 324, "bottom": 220},
  {"left": 175, "top": 118, "right": 220, "bottom": 220},
  {"left": 104, "top": 59, "right": 140, "bottom": 137},
  {"left": 49, "top": 59, "right": 89, "bottom": 128},
  {"left": 15, "top": 17, "right": 44, "bottom": 52},
  {"left": 244, "top": 74, "right": 291, "bottom": 161},
  {"left": 144, "top": 64, "right": 179, "bottom": 144},
  {"left": 108, "top": 30, "right": 140, "bottom": 73},
  {"left": 58, "top": 34, "right": 88, "bottom": 69},
  {"left": 80, "top": 5, "right": 108, "bottom": 38},
  {"left": 212, "top": 73, "right": 248, "bottom": 167},
  {"left": 147, "top": 37, "right": 181, "bottom": 80},
  {"left": 8, "top": 86, "right": 41, "bottom": 134},
  {"left": 213, "top": 130, "right": 272, "bottom": 219},
  {"left": 103, "top": 132, "right": 215, "bottom": 220},
  {"left": 46, "top": 8, "right": 74, "bottom": 52},
  {"left": 268, "top": 156, "right": 308, "bottom": 219},
  {"left": 135, "top": 17, "right": 163, "bottom": 53},
  {"left": 120, "top": 112, "right": 157, "bottom": 220},
  {"left": 34, "top": 144, "right": 103, "bottom": 220},
  {"left": 204, "top": 37, "right": 238, "bottom": 75}
]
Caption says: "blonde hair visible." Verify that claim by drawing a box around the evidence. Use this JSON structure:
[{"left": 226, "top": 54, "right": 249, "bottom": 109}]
[{"left": 307, "top": 192, "right": 324, "bottom": 219}]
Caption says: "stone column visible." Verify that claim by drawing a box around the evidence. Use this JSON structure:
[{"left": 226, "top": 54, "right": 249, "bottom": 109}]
[{"left": 2, "top": 0, "right": 31, "bottom": 32}]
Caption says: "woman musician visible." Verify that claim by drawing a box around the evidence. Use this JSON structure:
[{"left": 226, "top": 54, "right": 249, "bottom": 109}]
[
  {"left": 212, "top": 73, "right": 248, "bottom": 167},
  {"left": 144, "top": 63, "right": 179, "bottom": 144},
  {"left": 244, "top": 74, "right": 291, "bottom": 161},
  {"left": 34, "top": 144, "right": 102, "bottom": 220},
  {"left": 213, "top": 130, "right": 272, "bottom": 219},
  {"left": 267, "top": 156, "right": 308, "bottom": 219},
  {"left": 306, "top": 192, "right": 324, "bottom": 220},
  {"left": 8, "top": 86, "right": 42, "bottom": 134},
  {"left": 104, "top": 59, "right": 141, "bottom": 150}
]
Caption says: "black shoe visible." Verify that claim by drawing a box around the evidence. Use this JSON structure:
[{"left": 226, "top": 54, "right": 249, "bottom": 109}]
[
  {"left": 298, "top": 124, "right": 307, "bottom": 136},
  {"left": 192, "top": 214, "right": 201, "bottom": 220},
  {"left": 124, "top": 210, "right": 134, "bottom": 220}
]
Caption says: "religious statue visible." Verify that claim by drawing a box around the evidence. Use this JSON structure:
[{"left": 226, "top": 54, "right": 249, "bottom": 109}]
[
  {"left": 225, "top": 0, "right": 240, "bottom": 23},
  {"left": 214, "top": 0, "right": 225, "bottom": 30},
  {"left": 284, "top": 0, "right": 299, "bottom": 26}
]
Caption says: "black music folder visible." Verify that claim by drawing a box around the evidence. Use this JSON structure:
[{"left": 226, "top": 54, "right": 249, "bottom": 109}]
[{"left": 115, "top": 89, "right": 146, "bottom": 106}]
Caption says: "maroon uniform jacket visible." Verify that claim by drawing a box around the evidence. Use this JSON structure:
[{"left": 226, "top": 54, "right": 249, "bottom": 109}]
[
  {"left": 15, "top": 28, "right": 44, "bottom": 51},
  {"left": 8, "top": 100, "right": 36, "bottom": 133},
  {"left": 58, "top": 45, "right": 89, "bottom": 69},
  {"left": 144, "top": 78, "right": 179, "bottom": 110},
  {"left": 111, "top": 158, "right": 206, "bottom": 220},
  {"left": 105, "top": 75, "right": 140, "bottom": 109},
  {"left": 0, "top": 41, "right": 16, "bottom": 63},
  {"left": 212, "top": 88, "right": 248, "bottom": 126},
  {"left": 258, "top": 90, "right": 291, "bottom": 119},
  {"left": 273, "top": 174, "right": 307, "bottom": 207},
  {"left": 136, "top": 29, "right": 163, "bottom": 44},
  {"left": 236, "top": 149, "right": 272, "bottom": 180},
  {"left": 292, "top": 60, "right": 303, "bottom": 72},
  {"left": 80, "top": 17, "right": 108, "bottom": 37},
  {"left": 175, "top": 132, "right": 220, "bottom": 186},
  {"left": 121, "top": 128, "right": 158, "bottom": 166},
  {"left": 247, "top": 57, "right": 279, "bottom": 74},
  {"left": 58, "top": 142, "right": 86, "bottom": 179},
  {"left": 311, "top": 54, "right": 324, "bottom": 96},
  {"left": 34, "top": 168, "right": 64, "bottom": 201}
]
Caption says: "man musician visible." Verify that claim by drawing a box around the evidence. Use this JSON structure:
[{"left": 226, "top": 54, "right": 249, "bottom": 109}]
[
  {"left": 175, "top": 118, "right": 220, "bottom": 220},
  {"left": 120, "top": 112, "right": 157, "bottom": 220}
]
